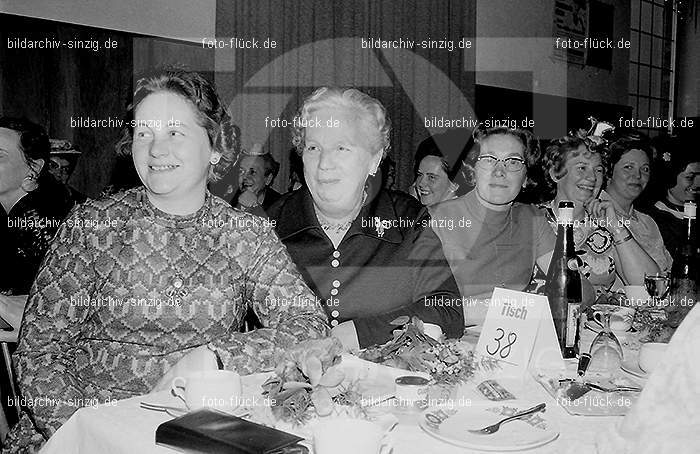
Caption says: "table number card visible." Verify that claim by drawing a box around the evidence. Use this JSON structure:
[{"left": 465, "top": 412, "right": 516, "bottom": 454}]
[{"left": 475, "top": 288, "right": 564, "bottom": 377}]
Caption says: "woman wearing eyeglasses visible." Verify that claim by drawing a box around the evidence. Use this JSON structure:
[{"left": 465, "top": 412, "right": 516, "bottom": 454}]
[{"left": 428, "top": 125, "right": 556, "bottom": 324}]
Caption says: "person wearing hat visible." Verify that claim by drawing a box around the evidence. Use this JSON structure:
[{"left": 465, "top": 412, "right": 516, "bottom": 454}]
[{"left": 48, "top": 139, "right": 86, "bottom": 205}]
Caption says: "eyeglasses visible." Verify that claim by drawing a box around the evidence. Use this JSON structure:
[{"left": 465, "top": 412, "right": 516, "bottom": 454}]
[{"left": 475, "top": 155, "right": 526, "bottom": 172}]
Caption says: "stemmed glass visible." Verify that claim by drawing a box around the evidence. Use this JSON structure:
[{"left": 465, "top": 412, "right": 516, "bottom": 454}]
[
  {"left": 587, "top": 304, "right": 624, "bottom": 376},
  {"left": 644, "top": 272, "right": 670, "bottom": 307}
]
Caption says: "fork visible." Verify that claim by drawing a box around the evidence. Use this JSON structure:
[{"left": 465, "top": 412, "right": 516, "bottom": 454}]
[
  {"left": 584, "top": 383, "right": 641, "bottom": 393},
  {"left": 468, "top": 403, "right": 546, "bottom": 435},
  {"left": 140, "top": 401, "right": 188, "bottom": 414}
]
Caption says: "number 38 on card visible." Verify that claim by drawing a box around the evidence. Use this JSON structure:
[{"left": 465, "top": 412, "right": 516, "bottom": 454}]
[{"left": 475, "top": 288, "right": 562, "bottom": 377}]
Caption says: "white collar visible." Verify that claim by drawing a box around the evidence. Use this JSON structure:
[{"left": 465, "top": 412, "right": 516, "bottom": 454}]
[{"left": 654, "top": 200, "right": 685, "bottom": 220}]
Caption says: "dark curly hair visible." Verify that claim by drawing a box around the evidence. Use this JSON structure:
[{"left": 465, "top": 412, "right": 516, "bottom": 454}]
[
  {"left": 259, "top": 152, "right": 280, "bottom": 179},
  {"left": 651, "top": 135, "right": 698, "bottom": 190},
  {"left": 601, "top": 128, "right": 653, "bottom": 179},
  {"left": 460, "top": 124, "right": 541, "bottom": 188},
  {"left": 0, "top": 116, "right": 52, "bottom": 187},
  {"left": 413, "top": 136, "right": 460, "bottom": 181},
  {"left": 115, "top": 67, "right": 239, "bottom": 182}
]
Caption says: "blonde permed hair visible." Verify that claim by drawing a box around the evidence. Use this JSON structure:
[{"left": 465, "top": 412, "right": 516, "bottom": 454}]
[{"left": 291, "top": 87, "right": 391, "bottom": 158}]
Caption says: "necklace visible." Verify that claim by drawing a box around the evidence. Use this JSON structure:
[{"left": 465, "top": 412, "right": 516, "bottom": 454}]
[
  {"left": 166, "top": 255, "right": 209, "bottom": 300},
  {"left": 315, "top": 191, "right": 368, "bottom": 235},
  {"left": 319, "top": 219, "right": 354, "bottom": 235},
  {"left": 138, "top": 190, "right": 213, "bottom": 300}
]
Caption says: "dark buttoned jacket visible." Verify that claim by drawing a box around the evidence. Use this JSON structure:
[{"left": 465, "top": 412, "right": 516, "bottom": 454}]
[{"left": 268, "top": 187, "right": 464, "bottom": 347}]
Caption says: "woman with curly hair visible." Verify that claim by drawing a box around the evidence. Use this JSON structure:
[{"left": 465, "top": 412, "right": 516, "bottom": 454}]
[
  {"left": 0, "top": 119, "right": 75, "bottom": 297},
  {"left": 540, "top": 127, "right": 668, "bottom": 294},
  {"left": 646, "top": 136, "right": 699, "bottom": 260},
  {"left": 4, "top": 68, "right": 328, "bottom": 453},
  {"left": 268, "top": 87, "right": 463, "bottom": 350},
  {"left": 595, "top": 128, "right": 671, "bottom": 277}
]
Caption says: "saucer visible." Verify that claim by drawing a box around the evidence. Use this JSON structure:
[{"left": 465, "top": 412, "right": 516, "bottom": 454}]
[{"left": 620, "top": 359, "right": 648, "bottom": 379}]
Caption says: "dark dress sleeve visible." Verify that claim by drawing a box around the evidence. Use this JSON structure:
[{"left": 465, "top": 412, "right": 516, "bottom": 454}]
[{"left": 352, "top": 213, "right": 464, "bottom": 348}]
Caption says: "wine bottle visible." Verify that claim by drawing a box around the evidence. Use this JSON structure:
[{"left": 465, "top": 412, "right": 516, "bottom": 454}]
[
  {"left": 546, "top": 200, "right": 582, "bottom": 359},
  {"left": 668, "top": 202, "right": 698, "bottom": 327}
]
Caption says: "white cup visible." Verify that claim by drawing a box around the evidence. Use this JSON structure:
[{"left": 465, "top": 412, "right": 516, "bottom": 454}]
[
  {"left": 638, "top": 342, "right": 668, "bottom": 374},
  {"left": 423, "top": 323, "right": 444, "bottom": 341},
  {"left": 313, "top": 418, "right": 392, "bottom": 454},
  {"left": 593, "top": 305, "right": 636, "bottom": 332},
  {"left": 171, "top": 370, "right": 242, "bottom": 412}
]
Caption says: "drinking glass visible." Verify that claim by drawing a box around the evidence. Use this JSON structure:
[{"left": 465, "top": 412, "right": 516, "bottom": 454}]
[
  {"left": 644, "top": 272, "right": 670, "bottom": 306},
  {"left": 587, "top": 305, "right": 624, "bottom": 376}
]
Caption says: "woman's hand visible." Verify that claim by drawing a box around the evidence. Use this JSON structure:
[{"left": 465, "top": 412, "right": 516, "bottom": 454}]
[
  {"left": 585, "top": 198, "right": 622, "bottom": 229},
  {"left": 584, "top": 198, "right": 660, "bottom": 284},
  {"left": 151, "top": 345, "right": 219, "bottom": 392},
  {"left": 330, "top": 321, "right": 360, "bottom": 352}
]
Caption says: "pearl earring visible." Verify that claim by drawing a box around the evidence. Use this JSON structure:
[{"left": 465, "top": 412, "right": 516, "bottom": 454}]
[{"left": 210, "top": 154, "right": 221, "bottom": 165}]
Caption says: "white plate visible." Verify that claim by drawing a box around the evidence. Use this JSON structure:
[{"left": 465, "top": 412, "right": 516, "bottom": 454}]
[
  {"left": 338, "top": 354, "right": 430, "bottom": 406},
  {"left": 419, "top": 401, "right": 559, "bottom": 451},
  {"left": 621, "top": 359, "right": 648, "bottom": 379}
]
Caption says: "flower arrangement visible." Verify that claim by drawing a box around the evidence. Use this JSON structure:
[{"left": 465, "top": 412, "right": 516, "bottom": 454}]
[
  {"left": 262, "top": 337, "right": 364, "bottom": 425},
  {"left": 360, "top": 316, "right": 500, "bottom": 386},
  {"left": 633, "top": 304, "right": 691, "bottom": 343}
]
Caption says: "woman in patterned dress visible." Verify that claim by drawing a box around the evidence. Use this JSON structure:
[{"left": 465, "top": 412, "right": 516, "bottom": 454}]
[
  {"left": 541, "top": 133, "right": 665, "bottom": 296},
  {"left": 2, "top": 68, "right": 329, "bottom": 453}
]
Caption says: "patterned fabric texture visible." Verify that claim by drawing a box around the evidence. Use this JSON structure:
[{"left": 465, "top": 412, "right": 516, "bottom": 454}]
[
  {"left": 2, "top": 187, "right": 329, "bottom": 453},
  {"left": 539, "top": 202, "right": 617, "bottom": 294}
]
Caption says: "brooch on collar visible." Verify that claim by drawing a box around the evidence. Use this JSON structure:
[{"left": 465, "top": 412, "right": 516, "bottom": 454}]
[{"left": 373, "top": 216, "right": 392, "bottom": 238}]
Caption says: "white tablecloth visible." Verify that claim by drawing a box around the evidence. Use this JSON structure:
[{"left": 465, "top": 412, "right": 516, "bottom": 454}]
[{"left": 41, "top": 330, "right": 643, "bottom": 454}]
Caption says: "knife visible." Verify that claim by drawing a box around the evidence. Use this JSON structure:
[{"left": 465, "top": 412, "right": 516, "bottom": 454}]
[{"left": 560, "top": 378, "right": 641, "bottom": 400}]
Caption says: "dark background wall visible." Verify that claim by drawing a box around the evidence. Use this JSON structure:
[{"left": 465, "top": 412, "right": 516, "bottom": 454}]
[
  {"left": 1, "top": 1, "right": 694, "bottom": 198},
  {"left": 0, "top": 13, "right": 213, "bottom": 197},
  {"left": 214, "top": 0, "right": 477, "bottom": 193}
]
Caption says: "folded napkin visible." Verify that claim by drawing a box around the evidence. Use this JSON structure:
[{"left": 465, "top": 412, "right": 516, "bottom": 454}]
[{"left": 596, "top": 304, "right": 700, "bottom": 454}]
